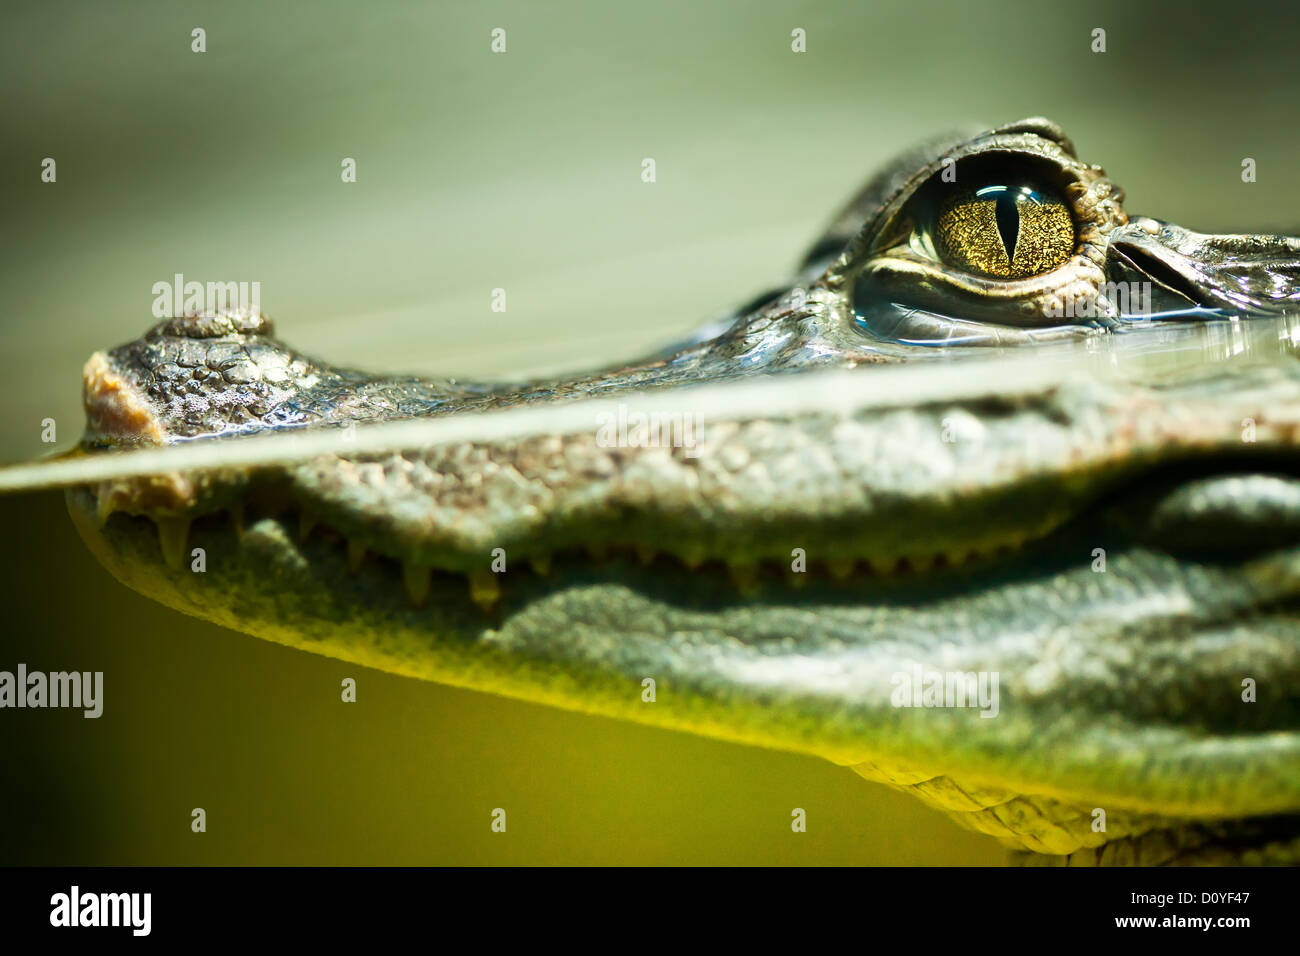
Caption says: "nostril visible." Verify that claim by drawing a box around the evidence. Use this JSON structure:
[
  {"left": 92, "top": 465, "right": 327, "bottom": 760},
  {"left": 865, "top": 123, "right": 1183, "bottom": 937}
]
[{"left": 152, "top": 311, "right": 273, "bottom": 340}]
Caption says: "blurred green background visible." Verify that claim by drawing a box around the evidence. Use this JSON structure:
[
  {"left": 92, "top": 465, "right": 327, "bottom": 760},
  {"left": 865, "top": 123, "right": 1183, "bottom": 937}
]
[{"left": 2, "top": 0, "right": 1298, "bottom": 864}]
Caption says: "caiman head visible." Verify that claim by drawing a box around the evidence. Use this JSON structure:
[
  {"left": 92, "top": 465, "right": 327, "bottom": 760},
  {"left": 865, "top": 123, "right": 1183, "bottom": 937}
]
[{"left": 57, "top": 118, "right": 1300, "bottom": 864}]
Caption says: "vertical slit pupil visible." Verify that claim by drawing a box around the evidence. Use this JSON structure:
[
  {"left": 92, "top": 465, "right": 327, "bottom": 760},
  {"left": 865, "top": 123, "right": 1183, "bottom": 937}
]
[{"left": 994, "top": 191, "right": 1020, "bottom": 263}]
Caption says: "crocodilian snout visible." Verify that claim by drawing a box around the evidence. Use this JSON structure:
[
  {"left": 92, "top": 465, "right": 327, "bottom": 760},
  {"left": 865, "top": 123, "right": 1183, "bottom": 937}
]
[{"left": 1103, "top": 218, "right": 1300, "bottom": 320}]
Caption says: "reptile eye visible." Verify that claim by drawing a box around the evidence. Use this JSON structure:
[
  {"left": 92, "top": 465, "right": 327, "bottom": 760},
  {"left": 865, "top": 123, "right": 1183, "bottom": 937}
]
[{"left": 932, "top": 182, "right": 1074, "bottom": 279}]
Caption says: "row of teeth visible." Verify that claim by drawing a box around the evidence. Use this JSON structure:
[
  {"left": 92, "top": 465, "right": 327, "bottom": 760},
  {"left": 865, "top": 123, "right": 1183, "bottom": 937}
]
[{"left": 97, "top": 497, "right": 1019, "bottom": 612}]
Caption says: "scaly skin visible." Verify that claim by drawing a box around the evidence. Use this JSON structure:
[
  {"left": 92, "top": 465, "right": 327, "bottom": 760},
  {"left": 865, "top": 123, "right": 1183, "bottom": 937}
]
[{"left": 43, "top": 118, "right": 1300, "bottom": 863}]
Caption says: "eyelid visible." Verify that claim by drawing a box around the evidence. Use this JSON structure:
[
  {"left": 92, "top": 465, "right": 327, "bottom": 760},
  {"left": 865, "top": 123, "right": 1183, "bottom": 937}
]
[{"left": 907, "top": 227, "right": 938, "bottom": 261}]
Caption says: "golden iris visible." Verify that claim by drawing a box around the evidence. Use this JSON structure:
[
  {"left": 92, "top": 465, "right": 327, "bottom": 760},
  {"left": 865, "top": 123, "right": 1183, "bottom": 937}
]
[{"left": 934, "top": 184, "right": 1073, "bottom": 278}]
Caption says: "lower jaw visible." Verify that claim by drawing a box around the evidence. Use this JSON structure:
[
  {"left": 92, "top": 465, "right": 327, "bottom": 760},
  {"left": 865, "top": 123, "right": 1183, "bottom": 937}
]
[
  {"left": 66, "top": 482, "right": 1300, "bottom": 790},
  {"left": 70, "top": 486, "right": 1300, "bottom": 863}
]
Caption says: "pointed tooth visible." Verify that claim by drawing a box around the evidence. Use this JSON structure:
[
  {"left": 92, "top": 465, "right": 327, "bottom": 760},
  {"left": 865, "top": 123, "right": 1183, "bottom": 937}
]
[
  {"left": 907, "top": 554, "right": 936, "bottom": 573},
  {"left": 826, "top": 557, "right": 855, "bottom": 581},
  {"left": 469, "top": 569, "right": 501, "bottom": 612},
  {"left": 298, "top": 511, "right": 318, "bottom": 541},
  {"left": 680, "top": 547, "right": 706, "bottom": 570},
  {"left": 157, "top": 517, "right": 191, "bottom": 570},
  {"left": 529, "top": 553, "right": 552, "bottom": 577},
  {"left": 347, "top": 539, "right": 367, "bottom": 573},
  {"left": 866, "top": 555, "right": 900, "bottom": 575},
  {"left": 96, "top": 493, "right": 116, "bottom": 526},
  {"left": 402, "top": 562, "right": 432, "bottom": 608},
  {"left": 635, "top": 544, "right": 656, "bottom": 566},
  {"left": 727, "top": 561, "right": 760, "bottom": 596}
]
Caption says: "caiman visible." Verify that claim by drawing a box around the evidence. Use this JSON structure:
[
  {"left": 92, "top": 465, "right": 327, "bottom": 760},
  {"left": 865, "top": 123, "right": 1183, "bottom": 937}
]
[{"left": 7, "top": 118, "right": 1300, "bottom": 865}]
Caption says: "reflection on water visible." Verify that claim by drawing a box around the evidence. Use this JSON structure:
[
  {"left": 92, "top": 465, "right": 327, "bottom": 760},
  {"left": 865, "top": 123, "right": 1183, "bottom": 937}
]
[
  {"left": 899, "top": 311, "right": 1300, "bottom": 377},
  {"left": 1081, "top": 311, "right": 1300, "bottom": 369}
]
